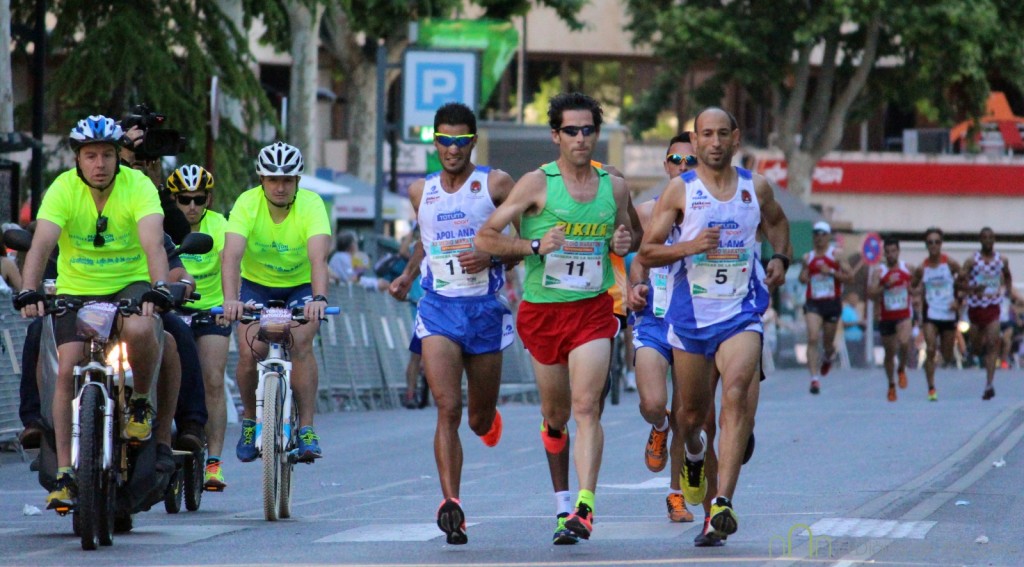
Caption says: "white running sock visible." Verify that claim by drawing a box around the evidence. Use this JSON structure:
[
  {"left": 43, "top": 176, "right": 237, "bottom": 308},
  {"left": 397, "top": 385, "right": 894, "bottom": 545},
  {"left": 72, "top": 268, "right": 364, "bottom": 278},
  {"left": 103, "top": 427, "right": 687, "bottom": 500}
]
[
  {"left": 685, "top": 430, "right": 707, "bottom": 461},
  {"left": 654, "top": 416, "right": 670, "bottom": 432},
  {"left": 555, "top": 491, "right": 572, "bottom": 516}
]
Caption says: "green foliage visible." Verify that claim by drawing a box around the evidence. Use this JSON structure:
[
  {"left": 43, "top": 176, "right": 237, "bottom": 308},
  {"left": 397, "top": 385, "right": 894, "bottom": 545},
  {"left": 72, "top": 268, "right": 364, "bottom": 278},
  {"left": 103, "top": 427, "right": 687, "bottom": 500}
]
[
  {"left": 623, "top": 0, "right": 1024, "bottom": 141},
  {"left": 10, "top": 0, "right": 276, "bottom": 205}
]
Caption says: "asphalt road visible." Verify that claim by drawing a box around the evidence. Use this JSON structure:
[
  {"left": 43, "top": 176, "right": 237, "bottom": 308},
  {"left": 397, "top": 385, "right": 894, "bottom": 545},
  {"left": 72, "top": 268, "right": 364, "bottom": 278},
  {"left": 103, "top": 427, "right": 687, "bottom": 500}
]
[{"left": 2, "top": 365, "right": 1022, "bottom": 566}]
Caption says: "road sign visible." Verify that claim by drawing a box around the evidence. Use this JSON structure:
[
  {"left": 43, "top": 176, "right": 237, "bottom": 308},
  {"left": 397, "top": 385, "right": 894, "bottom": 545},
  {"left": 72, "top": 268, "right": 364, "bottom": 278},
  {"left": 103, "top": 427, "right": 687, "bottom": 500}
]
[
  {"left": 402, "top": 49, "right": 479, "bottom": 143},
  {"left": 862, "top": 232, "right": 883, "bottom": 265}
]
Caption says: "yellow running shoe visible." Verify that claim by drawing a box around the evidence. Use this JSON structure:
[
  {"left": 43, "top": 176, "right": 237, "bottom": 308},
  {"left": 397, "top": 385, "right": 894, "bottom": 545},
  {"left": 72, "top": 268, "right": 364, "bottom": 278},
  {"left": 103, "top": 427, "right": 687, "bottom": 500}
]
[
  {"left": 46, "top": 473, "right": 77, "bottom": 512},
  {"left": 681, "top": 431, "right": 707, "bottom": 506},
  {"left": 204, "top": 460, "right": 227, "bottom": 491},
  {"left": 709, "top": 496, "right": 738, "bottom": 536},
  {"left": 123, "top": 397, "right": 154, "bottom": 441}
]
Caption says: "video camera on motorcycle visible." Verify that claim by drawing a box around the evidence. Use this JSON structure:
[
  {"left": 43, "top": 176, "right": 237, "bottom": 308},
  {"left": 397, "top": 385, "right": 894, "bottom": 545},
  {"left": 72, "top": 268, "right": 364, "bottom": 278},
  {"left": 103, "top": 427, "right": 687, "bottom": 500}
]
[{"left": 122, "top": 104, "right": 186, "bottom": 162}]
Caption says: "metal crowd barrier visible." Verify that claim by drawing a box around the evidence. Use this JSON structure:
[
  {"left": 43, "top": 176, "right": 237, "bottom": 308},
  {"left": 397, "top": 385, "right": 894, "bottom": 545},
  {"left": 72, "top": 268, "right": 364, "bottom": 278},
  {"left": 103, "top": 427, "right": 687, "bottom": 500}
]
[{"left": 0, "top": 299, "right": 29, "bottom": 459}]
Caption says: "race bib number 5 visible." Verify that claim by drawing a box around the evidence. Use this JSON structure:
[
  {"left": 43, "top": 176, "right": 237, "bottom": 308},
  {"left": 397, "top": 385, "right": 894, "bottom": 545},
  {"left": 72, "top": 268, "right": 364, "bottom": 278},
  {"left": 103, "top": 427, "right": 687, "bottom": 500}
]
[
  {"left": 543, "top": 240, "right": 605, "bottom": 291},
  {"left": 429, "top": 238, "right": 488, "bottom": 291},
  {"left": 689, "top": 250, "right": 752, "bottom": 299}
]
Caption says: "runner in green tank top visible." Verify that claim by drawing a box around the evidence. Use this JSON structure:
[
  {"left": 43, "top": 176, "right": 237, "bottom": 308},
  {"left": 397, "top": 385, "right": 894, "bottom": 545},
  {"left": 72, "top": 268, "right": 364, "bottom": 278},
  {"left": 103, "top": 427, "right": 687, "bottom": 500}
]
[{"left": 476, "top": 92, "right": 638, "bottom": 544}]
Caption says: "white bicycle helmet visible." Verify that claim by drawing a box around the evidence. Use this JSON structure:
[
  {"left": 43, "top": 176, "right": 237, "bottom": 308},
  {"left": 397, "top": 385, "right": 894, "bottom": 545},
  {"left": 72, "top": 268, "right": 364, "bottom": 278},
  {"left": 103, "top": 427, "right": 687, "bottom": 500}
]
[
  {"left": 166, "top": 164, "right": 214, "bottom": 193},
  {"left": 69, "top": 115, "right": 124, "bottom": 152},
  {"left": 255, "top": 141, "right": 304, "bottom": 176}
]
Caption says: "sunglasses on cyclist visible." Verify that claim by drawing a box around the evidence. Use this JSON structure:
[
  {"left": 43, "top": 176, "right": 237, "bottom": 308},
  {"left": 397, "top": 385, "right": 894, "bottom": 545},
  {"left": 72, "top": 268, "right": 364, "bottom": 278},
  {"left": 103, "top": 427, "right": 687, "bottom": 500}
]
[
  {"left": 557, "top": 125, "right": 597, "bottom": 137},
  {"left": 667, "top": 154, "right": 698, "bottom": 167},
  {"left": 175, "top": 194, "right": 209, "bottom": 206},
  {"left": 93, "top": 215, "right": 108, "bottom": 248},
  {"left": 434, "top": 133, "right": 475, "bottom": 148}
]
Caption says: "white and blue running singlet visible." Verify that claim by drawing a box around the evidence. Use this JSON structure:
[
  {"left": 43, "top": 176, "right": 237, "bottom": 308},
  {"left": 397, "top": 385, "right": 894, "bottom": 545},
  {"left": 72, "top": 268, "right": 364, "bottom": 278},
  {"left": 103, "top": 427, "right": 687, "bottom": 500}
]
[
  {"left": 637, "top": 195, "right": 682, "bottom": 320},
  {"left": 666, "top": 167, "right": 769, "bottom": 336},
  {"left": 418, "top": 166, "right": 504, "bottom": 297}
]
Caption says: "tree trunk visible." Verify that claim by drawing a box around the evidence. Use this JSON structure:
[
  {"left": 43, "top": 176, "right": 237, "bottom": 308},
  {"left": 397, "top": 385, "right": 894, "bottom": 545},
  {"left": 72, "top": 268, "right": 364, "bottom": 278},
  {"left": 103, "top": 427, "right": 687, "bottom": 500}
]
[
  {"left": 286, "top": 1, "right": 324, "bottom": 171},
  {"left": 345, "top": 58, "right": 378, "bottom": 183},
  {"left": 0, "top": 0, "right": 13, "bottom": 133},
  {"left": 784, "top": 150, "right": 817, "bottom": 201}
]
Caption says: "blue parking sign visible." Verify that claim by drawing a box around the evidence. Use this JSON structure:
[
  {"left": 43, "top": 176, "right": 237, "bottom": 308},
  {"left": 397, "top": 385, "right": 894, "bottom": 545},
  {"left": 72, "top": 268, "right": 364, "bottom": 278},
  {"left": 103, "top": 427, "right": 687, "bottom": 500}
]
[{"left": 403, "top": 50, "right": 479, "bottom": 142}]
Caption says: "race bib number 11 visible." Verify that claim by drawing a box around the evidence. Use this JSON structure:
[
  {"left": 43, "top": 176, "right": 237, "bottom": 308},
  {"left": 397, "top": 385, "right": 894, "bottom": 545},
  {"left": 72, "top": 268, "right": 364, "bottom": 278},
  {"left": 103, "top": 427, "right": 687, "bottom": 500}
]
[{"left": 543, "top": 240, "right": 605, "bottom": 291}]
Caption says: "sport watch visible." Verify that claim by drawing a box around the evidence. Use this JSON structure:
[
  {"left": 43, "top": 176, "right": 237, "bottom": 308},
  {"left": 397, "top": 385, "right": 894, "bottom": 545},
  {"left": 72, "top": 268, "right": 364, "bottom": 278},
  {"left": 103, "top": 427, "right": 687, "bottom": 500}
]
[{"left": 531, "top": 239, "right": 541, "bottom": 255}]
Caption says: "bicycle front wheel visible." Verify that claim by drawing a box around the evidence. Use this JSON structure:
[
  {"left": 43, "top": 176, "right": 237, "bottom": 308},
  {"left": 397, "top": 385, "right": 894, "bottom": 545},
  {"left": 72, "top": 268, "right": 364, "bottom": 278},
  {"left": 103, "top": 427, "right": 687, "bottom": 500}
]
[
  {"left": 261, "top": 373, "right": 284, "bottom": 521},
  {"left": 279, "top": 397, "right": 297, "bottom": 519},
  {"left": 76, "top": 386, "right": 108, "bottom": 550}
]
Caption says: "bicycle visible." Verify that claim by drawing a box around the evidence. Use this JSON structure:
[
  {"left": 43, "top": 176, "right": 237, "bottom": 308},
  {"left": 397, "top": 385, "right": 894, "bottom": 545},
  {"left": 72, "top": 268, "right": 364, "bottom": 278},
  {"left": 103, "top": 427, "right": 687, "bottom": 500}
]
[
  {"left": 213, "top": 301, "right": 339, "bottom": 521},
  {"left": 4, "top": 228, "right": 213, "bottom": 549}
]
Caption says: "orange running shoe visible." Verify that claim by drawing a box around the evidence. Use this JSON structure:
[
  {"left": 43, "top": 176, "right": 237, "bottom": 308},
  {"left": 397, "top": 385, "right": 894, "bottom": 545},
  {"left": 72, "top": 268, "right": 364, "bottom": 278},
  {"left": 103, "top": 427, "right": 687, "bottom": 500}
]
[
  {"left": 887, "top": 385, "right": 897, "bottom": 402},
  {"left": 898, "top": 369, "right": 908, "bottom": 389},
  {"left": 540, "top": 421, "right": 568, "bottom": 454},
  {"left": 479, "top": 409, "right": 502, "bottom": 447},
  {"left": 666, "top": 493, "right": 694, "bottom": 522},
  {"left": 564, "top": 503, "right": 594, "bottom": 540},
  {"left": 645, "top": 423, "right": 669, "bottom": 472}
]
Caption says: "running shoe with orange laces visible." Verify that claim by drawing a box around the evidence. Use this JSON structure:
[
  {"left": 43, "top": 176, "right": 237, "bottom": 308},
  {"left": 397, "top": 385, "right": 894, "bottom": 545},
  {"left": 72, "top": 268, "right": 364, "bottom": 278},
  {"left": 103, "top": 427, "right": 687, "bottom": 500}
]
[
  {"left": 540, "top": 421, "right": 568, "bottom": 454},
  {"left": 436, "top": 498, "right": 468, "bottom": 544},
  {"left": 204, "top": 459, "right": 227, "bottom": 491},
  {"left": 887, "top": 384, "right": 897, "bottom": 402},
  {"left": 644, "top": 421, "right": 669, "bottom": 472},
  {"left": 666, "top": 493, "right": 694, "bottom": 522},
  {"left": 898, "top": 369, "right": 908, "bottom": 389},
  {"left": 479, "top": 409, "right": 502, "bottom": 447}
]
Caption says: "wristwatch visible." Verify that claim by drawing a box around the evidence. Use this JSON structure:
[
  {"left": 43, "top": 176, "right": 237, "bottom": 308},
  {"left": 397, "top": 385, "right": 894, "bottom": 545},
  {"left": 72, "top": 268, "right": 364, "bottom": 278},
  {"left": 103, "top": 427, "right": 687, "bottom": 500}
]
[
  {"left": 531, "top": 239, "right": 541, "bottom": 255},
  {"left": 311, "top": 294, "right": 328, "bottom": 303}
]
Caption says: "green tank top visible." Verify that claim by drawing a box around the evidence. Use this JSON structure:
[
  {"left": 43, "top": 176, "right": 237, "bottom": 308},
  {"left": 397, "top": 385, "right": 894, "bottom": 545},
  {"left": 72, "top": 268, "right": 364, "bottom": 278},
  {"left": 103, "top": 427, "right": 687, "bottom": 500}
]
[{"left": 521, "top": 162, "right": 617, "bottom": 303}]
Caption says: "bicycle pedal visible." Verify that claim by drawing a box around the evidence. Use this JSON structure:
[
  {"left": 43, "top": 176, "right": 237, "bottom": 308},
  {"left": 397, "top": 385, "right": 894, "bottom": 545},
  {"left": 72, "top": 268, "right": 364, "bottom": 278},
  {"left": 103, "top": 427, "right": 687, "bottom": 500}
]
[
  {"left": 54, "top": 507, "right": 71, "bottom": 516},
  {"left": 203, "top": 485, "right": 225, "bottom": 493}
]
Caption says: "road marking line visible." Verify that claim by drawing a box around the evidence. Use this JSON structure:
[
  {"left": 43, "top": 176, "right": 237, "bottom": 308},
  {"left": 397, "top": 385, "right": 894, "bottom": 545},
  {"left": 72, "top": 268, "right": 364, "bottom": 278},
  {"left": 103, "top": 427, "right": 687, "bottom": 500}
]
[{"left": 316, "top": 522, "right": 478, "bottom": 543}]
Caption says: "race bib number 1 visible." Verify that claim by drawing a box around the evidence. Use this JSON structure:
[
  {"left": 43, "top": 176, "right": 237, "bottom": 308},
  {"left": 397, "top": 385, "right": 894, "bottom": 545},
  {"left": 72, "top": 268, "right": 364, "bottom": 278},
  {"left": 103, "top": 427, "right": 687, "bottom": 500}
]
[
  {"left": 543, "top": 240, "right": 605, "bottom": 291},
  {"left": 429, "top": 238, "right": 488, "bottom": 291}
]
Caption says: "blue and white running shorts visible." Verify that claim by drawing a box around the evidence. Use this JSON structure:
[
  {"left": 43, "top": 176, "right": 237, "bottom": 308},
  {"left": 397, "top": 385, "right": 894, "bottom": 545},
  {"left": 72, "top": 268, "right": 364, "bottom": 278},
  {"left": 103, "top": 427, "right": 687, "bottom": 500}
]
[
  {"left": 415, "top": 291, "right": 514, "bottom": 355},
  {"left": 632, "top": 314, "right": 672, "bottom": 364},
  {"left": 668, "top": 313, "right": 763, "bottom": 358}
]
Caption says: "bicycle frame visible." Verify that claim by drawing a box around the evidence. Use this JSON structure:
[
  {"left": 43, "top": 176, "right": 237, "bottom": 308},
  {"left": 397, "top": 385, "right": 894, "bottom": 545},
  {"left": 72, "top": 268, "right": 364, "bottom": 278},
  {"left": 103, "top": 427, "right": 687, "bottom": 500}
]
[
  {"left": 70, "top": 351, "right": 116, "bottom": 471},
  {"left": 254, "top": 341, "right": 294, "bottom": 454}
]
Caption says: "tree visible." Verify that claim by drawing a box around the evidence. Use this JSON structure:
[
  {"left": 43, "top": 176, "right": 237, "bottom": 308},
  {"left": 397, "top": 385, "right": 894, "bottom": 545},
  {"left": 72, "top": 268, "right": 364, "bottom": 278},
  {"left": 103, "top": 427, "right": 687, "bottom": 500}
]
[
  {"left": 623, "top": 0, "right": 1024, "bottom": 199},
  {"left": 10, "top": 0, "right": 276, "bottom": 206},
  {"left": 314, "top": 0, "right": 585, "bottom": 183}
]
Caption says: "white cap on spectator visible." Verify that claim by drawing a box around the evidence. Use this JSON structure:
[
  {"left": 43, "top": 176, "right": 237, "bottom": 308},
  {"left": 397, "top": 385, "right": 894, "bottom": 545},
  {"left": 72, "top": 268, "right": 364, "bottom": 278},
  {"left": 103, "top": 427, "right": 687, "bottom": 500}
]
[{"left": 813, "top": 221, "right": 831, "bottom": 234}]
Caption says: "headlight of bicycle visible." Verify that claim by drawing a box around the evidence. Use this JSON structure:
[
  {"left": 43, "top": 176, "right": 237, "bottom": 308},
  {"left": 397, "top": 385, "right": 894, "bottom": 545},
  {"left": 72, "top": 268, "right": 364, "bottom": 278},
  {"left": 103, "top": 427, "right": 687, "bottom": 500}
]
[
  {"left": 257, "top": 308, "right": 292, "bottom": 343},
  {"left": 106, "top": 342, "right": 132, "bottom": 374}
]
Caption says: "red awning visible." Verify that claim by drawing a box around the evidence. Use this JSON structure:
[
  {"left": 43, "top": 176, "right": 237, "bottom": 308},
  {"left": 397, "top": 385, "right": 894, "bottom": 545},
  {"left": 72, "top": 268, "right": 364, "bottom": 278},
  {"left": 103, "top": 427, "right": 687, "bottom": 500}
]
[{"left": 997, "top": 121, "right": 1024, "bottom": 151}]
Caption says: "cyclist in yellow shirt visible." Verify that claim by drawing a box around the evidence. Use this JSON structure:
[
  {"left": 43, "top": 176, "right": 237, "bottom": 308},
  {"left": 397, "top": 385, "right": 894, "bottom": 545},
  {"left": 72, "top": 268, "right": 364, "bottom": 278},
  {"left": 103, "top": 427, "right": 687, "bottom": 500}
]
[
  {"left": 166, "top": 165, "right": 233, "bottom": 488},
  {"left": 221, "top": 142, "right": 332, "bottom": 462},
  {"left": 14, "top": 115, "right": 174, "bottom": 510}
]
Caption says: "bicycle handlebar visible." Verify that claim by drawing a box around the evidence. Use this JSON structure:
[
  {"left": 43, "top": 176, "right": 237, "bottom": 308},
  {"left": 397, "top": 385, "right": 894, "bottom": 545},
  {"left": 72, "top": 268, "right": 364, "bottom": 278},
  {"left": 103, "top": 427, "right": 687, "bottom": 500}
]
[{"left": 210, "top": 305, "right": 340, "bottom": 322}]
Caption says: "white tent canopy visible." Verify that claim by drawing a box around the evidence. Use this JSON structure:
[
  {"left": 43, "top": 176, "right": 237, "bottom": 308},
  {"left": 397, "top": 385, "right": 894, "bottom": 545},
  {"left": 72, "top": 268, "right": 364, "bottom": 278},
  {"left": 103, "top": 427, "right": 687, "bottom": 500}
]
[{"left": 302, "top": 173, "right": 413, "bottom": 222}]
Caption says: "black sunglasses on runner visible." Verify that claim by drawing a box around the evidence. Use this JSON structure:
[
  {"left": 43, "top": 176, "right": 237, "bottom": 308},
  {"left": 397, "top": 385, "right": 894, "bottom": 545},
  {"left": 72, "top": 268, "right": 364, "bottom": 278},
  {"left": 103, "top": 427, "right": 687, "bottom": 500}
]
[
  {"left": 667, "top": 153, "right": 698, "bottom": 167},
  {"left": 176, "top": 194, "right": 209, "bottom": 206},
  {"left": 93, "top": 215, "right": 108, "bottom": 248},
  {"left": 558, "top": 125, "right": 597, "bottom": 137}
]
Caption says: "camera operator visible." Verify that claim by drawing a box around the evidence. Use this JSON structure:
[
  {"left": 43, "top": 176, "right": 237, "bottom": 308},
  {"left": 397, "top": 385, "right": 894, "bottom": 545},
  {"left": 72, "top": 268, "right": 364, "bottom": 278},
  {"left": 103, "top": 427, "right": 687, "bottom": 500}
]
[{"left": 119, "top": 105, "right": 208, "bottom": 452}]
